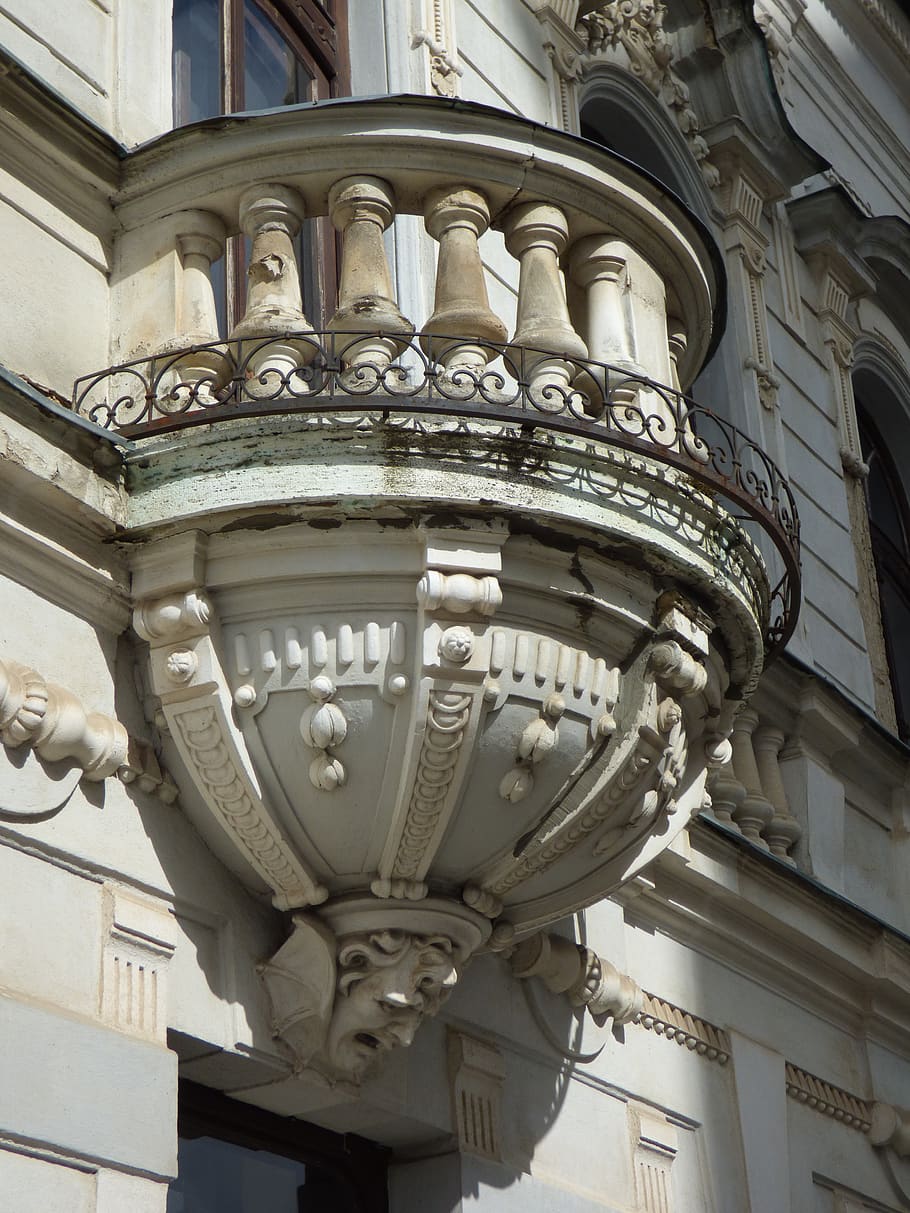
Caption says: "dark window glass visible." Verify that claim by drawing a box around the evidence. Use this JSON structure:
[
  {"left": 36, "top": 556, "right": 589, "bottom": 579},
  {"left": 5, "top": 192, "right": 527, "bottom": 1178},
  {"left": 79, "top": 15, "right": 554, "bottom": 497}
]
[
  {"left": 243, "top": 0, "right": 313, "bottom": 111},
  {"left": 857, "top": 403, "right": 910, "bottom": 740},
  {"left": 171, "top": 0, "right": 346, "bottom": 330},
  {"left": 169, "top": 1082, "right": 388, "bottom": 1213},
  {"left": 173, "top": 0, "right": 222, "bottom": 125}
]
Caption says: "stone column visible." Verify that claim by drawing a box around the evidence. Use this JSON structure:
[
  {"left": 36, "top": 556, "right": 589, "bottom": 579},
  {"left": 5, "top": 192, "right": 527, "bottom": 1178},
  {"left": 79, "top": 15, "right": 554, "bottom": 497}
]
[
  {"left": 328, "top": 175, "right": 413, "bottom": 376},
  {"left": 152, "top": 210, "right": 231, "bottom": 410},
  {"left": 753, "top": 725, "right": 802, "bottom": 864},
  {"left": 421, "top": 186, "right": 507, "bottom": 382},
  {"left": 230, "top": 184, "right": 316, "bottom": 394},
  {"left": 503, "top": 201, "right": 587, "bottom": 407},
  {"left": 729, "top": 708, "right": 774, "bottom": 847}
]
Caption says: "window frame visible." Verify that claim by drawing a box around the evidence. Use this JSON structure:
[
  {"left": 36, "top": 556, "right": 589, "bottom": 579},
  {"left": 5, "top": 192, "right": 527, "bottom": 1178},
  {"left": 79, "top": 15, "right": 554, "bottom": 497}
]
[
  {"left": 172, "top": 0, "right": 348, "bottom": 330},
  {"left": 174, "top": 1080, "right": 389, "bottom": 1213}
]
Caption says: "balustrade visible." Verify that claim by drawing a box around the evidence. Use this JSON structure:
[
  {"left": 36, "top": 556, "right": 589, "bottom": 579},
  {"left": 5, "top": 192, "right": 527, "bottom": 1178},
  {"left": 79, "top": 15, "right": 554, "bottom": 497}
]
[
  {"left": 107, "top": 170, "right": 696, "bottom": 430},
  {"left": 74, "top": 101, "right": 800, "bottom": 659}
]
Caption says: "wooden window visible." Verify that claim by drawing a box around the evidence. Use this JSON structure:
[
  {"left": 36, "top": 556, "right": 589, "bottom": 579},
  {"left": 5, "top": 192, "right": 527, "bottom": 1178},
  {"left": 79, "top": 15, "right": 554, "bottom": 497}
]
[{"left": 172, "top": 0, "right": 348, "bottom": 328}]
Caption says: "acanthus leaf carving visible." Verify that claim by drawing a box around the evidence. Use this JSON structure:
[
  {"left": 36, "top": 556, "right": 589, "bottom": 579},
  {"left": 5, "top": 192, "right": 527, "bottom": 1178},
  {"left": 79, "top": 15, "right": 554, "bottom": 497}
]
[{"left": 574, "top": 0, "right": 720, "bottom": 188}]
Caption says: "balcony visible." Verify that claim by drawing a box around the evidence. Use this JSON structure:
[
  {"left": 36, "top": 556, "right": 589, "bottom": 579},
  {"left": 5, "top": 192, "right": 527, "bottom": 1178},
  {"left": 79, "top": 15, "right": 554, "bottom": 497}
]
[{"left": 73, "top": 97, "right": 800, "bottom": 1083}]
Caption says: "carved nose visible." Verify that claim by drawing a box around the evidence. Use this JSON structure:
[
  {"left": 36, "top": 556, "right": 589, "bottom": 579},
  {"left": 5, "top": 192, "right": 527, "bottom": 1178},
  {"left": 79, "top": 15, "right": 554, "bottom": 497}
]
[
  {"left": 383, "top": 990, "right": 423, "bottom": 1010},
  {"left": 387, "top": 1017, "right": 420, "bottom": 1047}
]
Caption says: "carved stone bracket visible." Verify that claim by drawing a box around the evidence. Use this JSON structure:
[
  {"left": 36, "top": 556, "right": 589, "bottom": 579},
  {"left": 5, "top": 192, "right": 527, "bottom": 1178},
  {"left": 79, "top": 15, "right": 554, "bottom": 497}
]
[
  {"left": 412, "top": 0, "right": 462, "bottom": 97},
  {"left": 134, "top": 588, "right": 329, "bottom": 911},
  {"left": 510, "top": 929, "right": 643, "bottom": 1024},
  {"left": 0, "top": 655, "right": 128, "bottom": 780}
]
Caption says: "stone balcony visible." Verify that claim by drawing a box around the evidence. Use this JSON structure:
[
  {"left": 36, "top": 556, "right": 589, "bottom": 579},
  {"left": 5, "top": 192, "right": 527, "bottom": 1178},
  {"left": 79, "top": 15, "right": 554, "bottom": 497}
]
[{"left": 72, "top": 97, "right": 800, "bottom": 1084}]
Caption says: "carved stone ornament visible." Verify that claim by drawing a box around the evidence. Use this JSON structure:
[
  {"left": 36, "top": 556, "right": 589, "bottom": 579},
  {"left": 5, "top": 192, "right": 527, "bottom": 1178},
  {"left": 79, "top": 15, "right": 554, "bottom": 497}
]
[
  {"left": 259, "top": 904, "right": 474, "bottom": 1083},
  {"left": 0, "top": 654, "right": 177, "bottom": 819},
  {"left": 130, "top": 526, "right": 753, "bottom": 1080},
  {"left": 574, "top": 0, "right": 721, "bottom": 187}
]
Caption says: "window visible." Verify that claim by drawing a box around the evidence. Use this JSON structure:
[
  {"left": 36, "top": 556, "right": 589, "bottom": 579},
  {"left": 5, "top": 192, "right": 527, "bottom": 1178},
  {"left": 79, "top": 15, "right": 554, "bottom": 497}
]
[
  {"left": 172, "top": 0, "right": 348, "bottom": 328},
  {"left": 167, "top": 1081, "right": 388, "bottom": 1212},
  {"left": 172, "top": 0, "right": 347, "bottom": 125},
  {"left": 855, "top": 387, "right": 910, "bottom": 740}
]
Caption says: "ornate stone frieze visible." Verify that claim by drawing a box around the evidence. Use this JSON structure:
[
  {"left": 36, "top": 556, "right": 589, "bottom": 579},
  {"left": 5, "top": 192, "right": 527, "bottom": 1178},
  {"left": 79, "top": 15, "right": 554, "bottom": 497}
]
[
  {"left": 785, "top": 1062, "right": 871, "bottom": 1132},
  {"left": 635, "top": 992, "right": 730, "bottom": 1063}
]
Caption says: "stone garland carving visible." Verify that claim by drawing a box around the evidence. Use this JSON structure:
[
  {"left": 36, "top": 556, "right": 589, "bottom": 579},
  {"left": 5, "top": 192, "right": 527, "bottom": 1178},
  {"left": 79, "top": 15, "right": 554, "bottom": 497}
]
[
  {"left": 574, "top": 1, "right": 721, "bottom": 188},
  {"left": 386, "top": 689, "right": 473, "bottom": 884},
  {"left": 499, "top": 693, "right": 565, "bottom": 805},
  {"left": 635, "top": 992, "right": 730, "bottom": 1063},
  {"left": 174, "top": 704, "right": 328, "bottom": 908},
  {"left": 784, "top": 1062, "right": 871, "bottom": 1132},
  {"left": 299, "top": 675, "right": 347, "bottom": 791},
  {"left": 260, "top": 915, "right": 461, "bottom": 1082}
]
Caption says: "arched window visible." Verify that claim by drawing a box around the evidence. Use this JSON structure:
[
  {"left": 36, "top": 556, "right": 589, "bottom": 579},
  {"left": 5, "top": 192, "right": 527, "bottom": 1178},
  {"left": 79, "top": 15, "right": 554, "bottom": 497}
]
[
  {"left": 855, "top": 385, "right": 910, "bottom": 740},
  {"left": 577, "top": 70, "right": 712, "bottom": 218},
  {"left": 172, "top": 0, "right": 347, "bottom": 125}
]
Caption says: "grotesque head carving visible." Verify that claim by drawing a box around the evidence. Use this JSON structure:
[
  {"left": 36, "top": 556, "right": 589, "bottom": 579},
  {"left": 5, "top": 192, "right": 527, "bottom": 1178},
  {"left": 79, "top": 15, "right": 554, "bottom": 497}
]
[
  {"left": 326, "top": 930, "right": 459, "bottom": 1080},
  {"left": 259, "top": 917, "right": 461, "bottom": 1083}
]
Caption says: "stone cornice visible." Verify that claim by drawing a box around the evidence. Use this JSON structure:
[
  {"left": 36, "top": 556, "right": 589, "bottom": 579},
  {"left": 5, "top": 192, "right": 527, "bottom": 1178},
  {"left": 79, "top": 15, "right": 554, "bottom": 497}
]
[
  {"left": 618, "top": 820, "right": 910, "bottom": 1054},
  {"left": 0, "top": 47, "right": 121, "bottom": 244}
]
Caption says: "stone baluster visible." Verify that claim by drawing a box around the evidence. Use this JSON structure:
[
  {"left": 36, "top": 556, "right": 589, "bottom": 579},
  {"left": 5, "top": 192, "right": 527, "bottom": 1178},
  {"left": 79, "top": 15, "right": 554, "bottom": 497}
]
[
  {"left": 327, "top": 176, "right": 414, "bottom": 378},
  {"left": 421, "top": 186, "right": 507, "bottom": 383},
  {"left": 503, "top": 201, "right": 587, "bottom": 407},
  {"left": 569, "top": 236, "right": 676, "bottom": 432},
  {"left": 753, "top": 726, "right": 801, "bottom": 864},
  {"left": 729, "top": 708, "right": 774, "bottom": 848},
  {"left": 707, "top": 762, "right": 746, "bottom": 828},
  {"left": 230, "top": 184, "right": 316, "bottom": 394},
  {"left": 152, "top": 210, "right": 231, "bottom": 411}
]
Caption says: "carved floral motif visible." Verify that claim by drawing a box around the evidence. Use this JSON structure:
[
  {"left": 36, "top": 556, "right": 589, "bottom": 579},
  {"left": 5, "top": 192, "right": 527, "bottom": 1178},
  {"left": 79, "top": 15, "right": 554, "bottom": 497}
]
[{"left": 575, "top": 0, "right": 721, "bottom": 187}]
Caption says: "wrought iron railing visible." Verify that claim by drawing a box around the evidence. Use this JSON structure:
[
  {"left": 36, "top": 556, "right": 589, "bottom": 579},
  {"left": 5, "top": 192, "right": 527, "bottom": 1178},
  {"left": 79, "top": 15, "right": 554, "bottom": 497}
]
[{"left": 73, "top": 331, "right": 800, "bottom": 659}]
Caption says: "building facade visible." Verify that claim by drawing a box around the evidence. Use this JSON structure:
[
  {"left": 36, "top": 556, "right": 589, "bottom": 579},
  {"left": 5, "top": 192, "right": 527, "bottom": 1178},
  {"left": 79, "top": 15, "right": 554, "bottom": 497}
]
[{"left": 1, "top": 1, "right": 910, "bottom": 1210}]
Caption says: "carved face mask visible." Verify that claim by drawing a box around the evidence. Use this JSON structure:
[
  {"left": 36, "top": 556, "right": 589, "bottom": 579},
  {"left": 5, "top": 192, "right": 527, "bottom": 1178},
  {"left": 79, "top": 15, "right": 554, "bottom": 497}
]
[{"left": 325, "top": 930, "right": 459, "bottom": 1080}]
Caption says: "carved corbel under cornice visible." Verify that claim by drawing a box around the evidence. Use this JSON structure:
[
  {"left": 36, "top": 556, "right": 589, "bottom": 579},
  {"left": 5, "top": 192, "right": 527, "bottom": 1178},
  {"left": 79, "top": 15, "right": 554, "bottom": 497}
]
[
  {"left": 0, "top": 654, "right": 177, "bottom": 818},
  {"left": 509, "top": 929, "right": 644, "bottom": 1025}
]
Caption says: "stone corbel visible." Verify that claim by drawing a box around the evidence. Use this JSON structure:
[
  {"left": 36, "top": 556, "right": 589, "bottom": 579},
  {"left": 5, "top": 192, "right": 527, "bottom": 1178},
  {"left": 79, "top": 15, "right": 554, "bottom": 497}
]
[
  {"left": 0, "top": 656, "right": 128, "bottom": 780},
  {"left": 527, "top": 0, "right": 585, "bottom": 132},
  {"left": 870, "top": 1102, "right": 910, "bottom": 1158},
  {"left": 0, "top": 654, "right": 178, "bottom": 819},
  {"left": 448, "top": 1030, "right": 505, "bottom": 1161},
  {"left": 509, "top": 930, "right": 643, "bottom": 1025}
]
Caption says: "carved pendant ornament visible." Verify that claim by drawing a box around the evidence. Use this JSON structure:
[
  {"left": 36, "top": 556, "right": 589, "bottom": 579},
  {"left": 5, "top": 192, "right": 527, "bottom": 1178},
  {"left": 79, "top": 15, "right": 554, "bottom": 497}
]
[{"left": 129, "top": 529, "right": 732, "bottom": 1082}]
